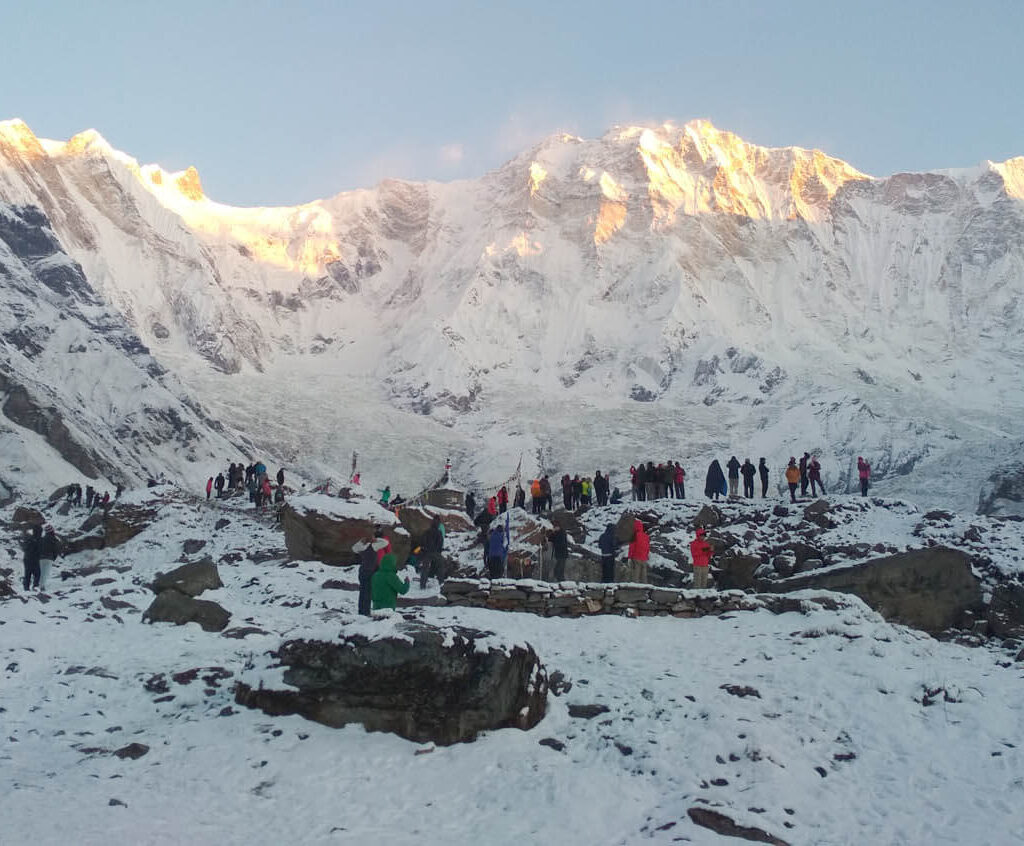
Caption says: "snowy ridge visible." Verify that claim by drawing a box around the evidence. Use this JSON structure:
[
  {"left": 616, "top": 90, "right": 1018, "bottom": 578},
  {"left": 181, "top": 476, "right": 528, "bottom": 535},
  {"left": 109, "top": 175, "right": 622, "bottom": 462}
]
[{"left": 1, "top": 118, "right": 1024, "bottom": 509}]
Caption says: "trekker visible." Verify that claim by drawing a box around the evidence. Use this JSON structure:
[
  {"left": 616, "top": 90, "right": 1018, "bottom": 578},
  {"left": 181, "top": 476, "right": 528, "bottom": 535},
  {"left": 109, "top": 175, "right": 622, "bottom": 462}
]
[
  {"left": 808, "top": 457, "right": 823, "bottom": 496},
  {"left": 726, "top": 456, "right": 741, "bottom": 498},
  {"left": 741, "top": 459, "right": 756, "bottom": 498},
  {"left": 674, "top": 462, "right": 686, "bottom": 499},
  {"left": 261, "top": 477, "right": 272, "bottom": 508},
  {"left": 419, "top": 516, "right": 445, "bottom": 589},
  {"left": 497, "top": 486, "right": 508, "bottom": 514},
  {"left": 581, "top": 477, "right": 592, "bottom": 506},
  {"left": 22, "top": 524, "right": 42, "bottom": 592},
  {"left": 541, "top": 476, "right": 553, "bottom": 511},
  {"left": 206, "top": 477, "right": 213, "bottom": 500},
  {"left": 689, "top": 527, "right": 713, "bottom": 589},
  {"left": 571, "top": 475, "right": 582, "bottom": 509},
  {"left": 514, "top": 485, "right": 526, "bottom": 510},
  {"left": 857, "top": 457, "right": 871, "bottom": 496},
  {"left": 486, "top": 523, "right": 508, "bottom": 579},
  {"left": 785, "top": 458, "right": 800, "bottom": 503},
  {"left": 39, "top": 525, "right": 61, "bottom": 591},
  {"left": 276, "top": 467, "right": 285, "bottom": 487},
  {"left": 487, "top": 496, "right": 498, "bottom": 517},
  {"left": 598, "top": 523, "right": 618, "bottom": 583},
  {"left": 627, "top": 519, "right": 650, "bottom": 583},
  {"left": 371, "top": 553, "right": 409, "bottom": 611},
  {"left": 465, "top": 492, "right": 477, "bottom": 518},
  {"left": 799, "top": 453, "right": 810, "bottom": 498},
  {"left": 353, "top": 531, "right": 386, "bottom": 616},
  {"left": 547, "top": 524, "right": 569, "bottom": 581},
  {"left": 758, "top": 458, "right": 769, "bottom": 497},
  {"left": 379, "top": 486, "right": 391, "bottom": 507},
  {"left": 561, "top": 475, "right": 573, "bottom": 510},
  {"left": 594, "top": 471, "right": 608, "bottom": 506},
  {"left": 214, "top": 472, "right": 225, "bottom": 498},
  {"left": 274, "top": 486, "right": 285, "bottom": 504},
  {"left": 531, "top": 479, "right": 543, "bottom": 514},
  {"left": 705, "top": 460, "right": 726, "bottom": 502}
]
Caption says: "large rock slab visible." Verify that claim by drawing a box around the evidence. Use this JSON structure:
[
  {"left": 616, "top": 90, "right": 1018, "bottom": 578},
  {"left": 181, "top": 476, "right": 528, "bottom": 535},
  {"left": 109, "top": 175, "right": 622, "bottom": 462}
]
[
  {"left": 987, "top": 583, "right": 1024, "bottom": 639},
  {"left": 764, "top": 546, "right": 983, "bottom": 634},
  {"left": 142, "top": 589, "right": 231, "bottom": 632},
  {"left": 151, "top": 557, "right": 222, "bottom": 597},
  {"left": 235, "top": 622, "right": 547, "bottom": 745},
  {"left": 280, "top": 494, "right": 409, "bottom": 566}
]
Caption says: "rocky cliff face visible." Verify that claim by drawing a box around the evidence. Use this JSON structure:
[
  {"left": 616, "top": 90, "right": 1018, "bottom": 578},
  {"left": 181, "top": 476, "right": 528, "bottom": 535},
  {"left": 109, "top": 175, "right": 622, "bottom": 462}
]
[
  {"left": 0, "top": 200, "right": 244, "bottom": 495},
  {"left": 1, "top": 118, "right": 1022, "bottom": 507}
]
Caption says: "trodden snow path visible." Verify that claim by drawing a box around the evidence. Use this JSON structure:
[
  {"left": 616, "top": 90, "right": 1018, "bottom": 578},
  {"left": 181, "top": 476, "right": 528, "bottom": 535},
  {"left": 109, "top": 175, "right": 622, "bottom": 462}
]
[{"left": 2, "top": 491, "right": 1024, "bottom": 844}]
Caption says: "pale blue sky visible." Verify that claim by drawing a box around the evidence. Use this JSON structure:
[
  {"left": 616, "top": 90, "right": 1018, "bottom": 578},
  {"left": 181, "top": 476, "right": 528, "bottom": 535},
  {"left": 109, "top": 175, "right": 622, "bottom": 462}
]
[{"left": 2, "top": 0, "right": 1020, "bottom": 205}]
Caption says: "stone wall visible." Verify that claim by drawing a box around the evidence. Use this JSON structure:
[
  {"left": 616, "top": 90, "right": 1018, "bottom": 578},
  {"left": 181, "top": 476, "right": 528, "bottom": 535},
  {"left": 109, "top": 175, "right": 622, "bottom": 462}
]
[{"left": 442, "top": 578, "right": 768, "bottom": 618}]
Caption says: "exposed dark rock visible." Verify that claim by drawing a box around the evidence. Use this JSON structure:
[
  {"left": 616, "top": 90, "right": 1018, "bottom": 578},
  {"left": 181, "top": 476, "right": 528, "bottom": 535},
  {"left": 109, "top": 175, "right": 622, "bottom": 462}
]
[
  {"left": 687, "top": 808, "right": 789, "bottom": 844},
  {"left": 694, "top": 505, "right": 723, "bottom": 529},
  {"left": 12, "top": 506, "right": 44, "bottom": 525},
  {"left": 182, "top": 539, "right": 207, "bottom": 555},
  {"left": 765, "top": 546, "right": 983, "bottom": 634},
  {"left": 113, "top": 743, "right": 149, "bottom": 760},
  {"left": 987, "top": 583, "right": 1024, "bottom": 639},
  {"left": 716, "top": 554, "right": 762, "bottom": 590},
  {"left": 280, "top": 502, "right": 410, "bottom": 566},
  {"left": 615, "top": 511, "right": 638, "bottom": 544},
  {"left": 103, "top": 505, "right": 157, "bottom": 548},
  {"left": 1, "top": 383, "right": 101, "bottom": 478},
  {"left": 142, "top": 589, "right": 230, "bottom": 632},
  {"left": 803, "top": 499, "right": 834, "bottom": 528},
  {"left": 234, "top": 622, "right": 547, "bottom": 745},
  {"left": 567, "top": 703, "right": 610, "bottom": 719},
  {"left": 222, "top": 626, "right": 268, "bottom": 639},
  {"left": 538, "top": 737, "right": 565, "bottom": 751},
  {"left": 151, "top": 557, "right": 222, "bottom": 597},
  {"left": 214, "top": 518, "right": 231, "bottom": 531},
  {"left": 721, "top": 684, "right": 761, "bottom": 698}
]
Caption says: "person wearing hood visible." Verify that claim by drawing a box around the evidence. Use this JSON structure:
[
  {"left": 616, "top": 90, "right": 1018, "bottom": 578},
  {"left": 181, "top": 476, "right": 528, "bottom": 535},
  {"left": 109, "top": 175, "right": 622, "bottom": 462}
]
[
  {"left": 547, "top": 524, "right": 569, "bottom": 581},
  {"left": 799, "top": 453, "right": 810, "bottom": 498},
  {"left": 726, "top": 456, "right": 741, "bottom": 498},
  {"left": 371, "top": 552, "right": 409, "bottom": 610},
  {"left": 627, "top": 519, "right": 650, "bottom": 583},
  {"left": 206, "top": 477, "right": 214, "bottom": 500},
  {"left": 353, "top": 530, "right": 389, "bottom": 616},
  {"left": 740, "top": 459, "right": 757, "bottom": 498},
  {"left": 785, "top": 458, "right": 801, "bottom": 503},
  {"left": 758, "top": 458, "right": 770, "bottom": 498},
  {"left": 39, "top": 525, "right": 62, "bottom": 591},
  {"left": 22, "top": 524, "right": 43, "bottom": 592},
  {"left": 598, "top": 523, "right": 619, "bottom": 583},
  {"left": 808, "top": 456, "right": 823, "bottom": 496},
  {"left": 486, "top": 522, "right": 508, "bottom": 579},
  {"left": 419, "top": 516, "right": 446, "bottom": 589},
  {"left": 704, "top": 460, "right": 726, "bottom": 501},
  {"left": 689, "top": 527, "right": 713, "bottom": 589},
  {"left": 513, "top": 485, "right": 526, "bottom": 509}
]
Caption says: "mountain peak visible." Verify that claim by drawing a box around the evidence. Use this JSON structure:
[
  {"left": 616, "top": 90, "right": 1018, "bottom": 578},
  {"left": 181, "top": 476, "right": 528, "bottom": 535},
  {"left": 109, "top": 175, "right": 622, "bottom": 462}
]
[{"left": 65, "top": 128, "right": 115, "bottom": 155}]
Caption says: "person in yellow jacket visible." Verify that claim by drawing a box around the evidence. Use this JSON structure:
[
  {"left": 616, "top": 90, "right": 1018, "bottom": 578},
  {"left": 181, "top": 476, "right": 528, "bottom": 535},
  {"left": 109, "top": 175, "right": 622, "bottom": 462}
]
[{"left": 784, "top": 458, "right": 801, "bottom": 503}]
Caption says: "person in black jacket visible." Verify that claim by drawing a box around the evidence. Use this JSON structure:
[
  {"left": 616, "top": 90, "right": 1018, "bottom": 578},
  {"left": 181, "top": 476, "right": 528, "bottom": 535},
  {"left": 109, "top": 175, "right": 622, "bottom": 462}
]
[
  {"left": 22, "top": 524, "right": 42, "bottom": 591},
  {"left": 705, "top": 460, "right": 725, "bottom": 501},
  {"left": 726, "top": 456, "right": 741, "bottom": 498},
  {"left": 39, "top": 525, "right": 62, "bottom": 590},
  {"left": 740, "top": 459, "right": 756, "bottom": 498},
  {"left": 465, "top": 492, "right": 476, "bottom": 518},
  {"left": 598, "top": 523, "right": 619, "bottom": 582},
  {"left": 214, "top": 473, "right": 225, "bottom": 498},
  {"left": 547, "top": 525, "right": 569, "bottom": 581},
  {"left": 353, "top": 531, "right": 387, "bottom": 616},
  {"left": 758, "top": 458, "right": 770, "bottom": 497},
  {"left": 419, "top": 516, "right": 445, "bottom": 589}
]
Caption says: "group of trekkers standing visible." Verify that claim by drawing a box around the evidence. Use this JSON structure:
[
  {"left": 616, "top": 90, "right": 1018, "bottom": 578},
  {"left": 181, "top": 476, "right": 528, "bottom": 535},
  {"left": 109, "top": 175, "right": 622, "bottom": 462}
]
[
  {"left": 352, "top": 515, "right": 447, "bottom": 615},
  {"left": 206, "top": 461, "right": 286, "bottom": 510}
]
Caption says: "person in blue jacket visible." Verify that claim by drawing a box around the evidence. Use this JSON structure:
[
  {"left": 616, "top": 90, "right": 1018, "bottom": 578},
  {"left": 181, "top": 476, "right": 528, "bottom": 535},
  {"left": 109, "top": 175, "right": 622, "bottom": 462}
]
[{"left": 486, "top": 523, "right": 508, "bottom": 579}]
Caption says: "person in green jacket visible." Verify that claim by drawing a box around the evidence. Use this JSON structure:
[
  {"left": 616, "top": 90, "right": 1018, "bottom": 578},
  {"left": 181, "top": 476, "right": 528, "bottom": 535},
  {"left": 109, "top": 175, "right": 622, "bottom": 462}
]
[{"left": 371, "top": 553, "right": 410, "bottom": 610}]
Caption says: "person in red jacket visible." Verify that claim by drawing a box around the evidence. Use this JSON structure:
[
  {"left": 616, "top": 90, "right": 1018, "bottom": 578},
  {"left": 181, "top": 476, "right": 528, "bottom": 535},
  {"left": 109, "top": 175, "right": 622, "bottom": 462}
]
[
  {"left": 689, "top": 527, "right": 713, "bottom": 589},
  {"left": 857, "top": 457, "right": 871, "bottom": 496},
  {"left": 497, "top": 486, "right": 509, "bottom": 513},
  {"left": 205, "top": 477, "right": 213, "bottom": 500},
  {"left": 487, "top": 496, "right": 498, "bottom": 517},
  {"left": 627, "top": 519, "right": 650, "bottom": 583}
]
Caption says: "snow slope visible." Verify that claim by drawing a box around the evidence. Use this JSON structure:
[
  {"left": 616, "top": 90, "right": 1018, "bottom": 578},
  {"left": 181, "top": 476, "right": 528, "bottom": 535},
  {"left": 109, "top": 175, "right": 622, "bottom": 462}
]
[
  {"left": 2, "top": 490, "right": 1024, "bottom": 844},
  {"left": 2, "top": 118, "right": 1023, "bottom": 509}
]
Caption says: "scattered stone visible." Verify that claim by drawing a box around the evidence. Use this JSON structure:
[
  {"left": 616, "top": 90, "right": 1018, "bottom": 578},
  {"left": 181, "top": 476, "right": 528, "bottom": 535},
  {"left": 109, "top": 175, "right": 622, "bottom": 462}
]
[
  {"left": 614, "top": 742, "right": 633, "bottom": 756},
  {"left": 538, "top": 737, "right": 565, "bottom": 752},
  {"left": 12, "top": 506, "right": 44, "bottom": 525},
  {"left": 693, "top": 505, "right": 723, "bottom": 529},
  {"left": 772, "top": 505, "right": 789, "bottom": 518},
  {"left": 182, "top": 539, "right": 207, "bottom": 555},
  {"left": 803, "top": 500, "right": 833, "bottom": 528},
  {"left": 113, "top": 743, "right": 149, "bottom": 760},
  {"left": 721, "top": 684, "right": 761, "bottom": 698},
  {"left": 108, "top": 798, "right": 127, "bottom": 808},
  {"left": 222, "top": 626, "right": 268, "bottom": 639},
  {"left": 548, "top": 671, "right": 572, "bottom": 696},
  {"left": 101, "top": 596, "right": 135, "bottom": 612},
  {"left": 687, "top": 807, "right": 790, "bottom": 845},
  {"left": 235, "top": 622, "right": 547, "bottom": 745},
  {"left": 568, "top": 703, "right": 610, "bottom": 719},
  {"left": 214, "top": 518, "right": 231, "bottom": 531}
]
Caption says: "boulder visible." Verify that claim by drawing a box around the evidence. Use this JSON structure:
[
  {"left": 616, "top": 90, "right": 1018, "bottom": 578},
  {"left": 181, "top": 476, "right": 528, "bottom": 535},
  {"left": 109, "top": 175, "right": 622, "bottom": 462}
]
[
  {"left": 142, "top": 590, "right": 231, "bottom": 632},
  {"left": 803, "top": 499, "right": 834, "bottom": 528},
  {"left": 280, "top": 500, "right": 409, "bottom": 566},
  {"left": 693, "top": 505, "right": 723, "bottom": 529},
  {"left": 764, "top": 546, "right": 983, "bottom": 634},
  {"left": 398, "top": 506, "right": 473, "bottom": 546},
  {"left": 234, "top": 622, "right": 547, "bottom": 745},
  {"left": 103, "top": 505, "right": 157, "bottom": 548},
  {"left": 987, "top": 583, "right": 1024, "bottom": 639},
  {"left": 614, "top": 512, "right": 637, "bottom": 544},
  {"left": 182, "top": 539, "right": 207, "bottom": 555},
  {"left": 548, "top": 509, "right": 586, "bottom": 543},
  {"left": 715, "top": 554, "right": 762, "bottom": 590},
  {"left": 151, "top": 557, "right": 222, "bottom": 597},
  {"left": 12, "top": 506, "right": 44, "bottom": 525}
]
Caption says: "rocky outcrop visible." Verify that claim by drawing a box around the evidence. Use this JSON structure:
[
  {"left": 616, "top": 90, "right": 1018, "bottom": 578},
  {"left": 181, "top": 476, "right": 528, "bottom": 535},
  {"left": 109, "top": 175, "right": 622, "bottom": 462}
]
[
  {"left": 987, "top": 583, "right": 1024, "bottom": 639},
  {"left": 763, "top": 547, "right": 983, "bottom": 633},
  {"left": 235, "top": 623, "right": 548, "bottom": 745},
  {"left": 280, "top": 501, "right": 409, "bottom": 565}
]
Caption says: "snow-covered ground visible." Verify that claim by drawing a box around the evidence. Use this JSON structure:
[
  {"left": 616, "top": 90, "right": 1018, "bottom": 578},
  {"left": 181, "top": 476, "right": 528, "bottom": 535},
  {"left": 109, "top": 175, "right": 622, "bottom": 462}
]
[{"left": 3, "top": 489, "right": 1024, "bottom": 844}]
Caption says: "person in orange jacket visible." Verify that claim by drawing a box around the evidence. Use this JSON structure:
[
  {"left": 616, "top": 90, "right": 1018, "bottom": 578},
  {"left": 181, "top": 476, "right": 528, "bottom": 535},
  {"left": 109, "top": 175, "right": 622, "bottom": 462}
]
[
  {"left": 689, "top": 527, "right": 714, "bottom": 589},
  {"left": 784, "top": 458, "right": 801, "bottom": 503},
  {"left": 627, "top": 519, "right": 650, "bottom": 583}
]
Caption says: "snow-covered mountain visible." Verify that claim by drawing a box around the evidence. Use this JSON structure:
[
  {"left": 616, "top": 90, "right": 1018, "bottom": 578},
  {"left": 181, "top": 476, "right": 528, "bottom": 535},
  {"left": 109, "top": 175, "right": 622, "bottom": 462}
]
[{"left": 1, "top": 117, "right": 1023, "bottom": 510}]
